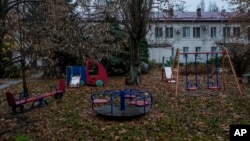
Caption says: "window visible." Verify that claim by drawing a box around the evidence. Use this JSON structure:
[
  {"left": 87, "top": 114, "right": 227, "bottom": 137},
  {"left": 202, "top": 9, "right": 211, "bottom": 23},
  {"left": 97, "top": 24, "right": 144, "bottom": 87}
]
[
  {"left": 195, "top": 47, "right": 201, "bottom": 57},
  {"left": 166, "top": 27, "right": 173, "bottom": 38},
  {"left": 233, "top": 27, "right": 240, "bottom": 37},
  {"left": 211, "top": 27, "right": 216, "bottom": 38},
  {"left": 193, "top": 27, "right": 201, "bottom": 38},
  {"left": 223, "top": 27, "right": 231, "bottom": 37},
  {"left": 89, "top": 63, "right": 98, "bottom": 75},
  {"left": 183, "top": 27, "right": 191, "bottom": 38},
  {"left": 155, "top": 26, "right": 163, "bottom": 37},
  {"left": 211, "top": 47, "right": 217, "bottom": 57},
  {"left": 248, "top": 27, "right": 250, "bottom": 41},
  {"left": 183, "top": 47, "right": 189, "bottom": 58}
]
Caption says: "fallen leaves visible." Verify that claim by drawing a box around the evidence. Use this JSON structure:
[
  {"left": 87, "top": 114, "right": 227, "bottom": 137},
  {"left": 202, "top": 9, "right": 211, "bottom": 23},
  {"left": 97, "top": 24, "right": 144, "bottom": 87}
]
[{"left": 0, "top": 70, "right": 249, "bottom": 141}]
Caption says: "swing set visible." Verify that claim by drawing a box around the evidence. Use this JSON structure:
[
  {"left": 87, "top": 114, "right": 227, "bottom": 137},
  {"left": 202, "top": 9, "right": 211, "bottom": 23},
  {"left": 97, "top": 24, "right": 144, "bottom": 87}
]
[{"left": 173, "top": 48, "right": 242, "bottom": 96}]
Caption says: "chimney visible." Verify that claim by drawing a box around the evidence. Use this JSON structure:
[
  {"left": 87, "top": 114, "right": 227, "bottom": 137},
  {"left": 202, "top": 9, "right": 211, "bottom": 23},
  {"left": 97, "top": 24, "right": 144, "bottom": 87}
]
[{"left": 197, "top": 8, "right": 201, "bottom": 17}]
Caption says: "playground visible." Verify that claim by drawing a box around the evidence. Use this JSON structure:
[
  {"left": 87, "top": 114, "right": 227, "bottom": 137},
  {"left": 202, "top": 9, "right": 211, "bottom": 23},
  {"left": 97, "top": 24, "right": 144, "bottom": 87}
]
[{"left": 0, "top": 65, "right": 250, "bottom": 140}]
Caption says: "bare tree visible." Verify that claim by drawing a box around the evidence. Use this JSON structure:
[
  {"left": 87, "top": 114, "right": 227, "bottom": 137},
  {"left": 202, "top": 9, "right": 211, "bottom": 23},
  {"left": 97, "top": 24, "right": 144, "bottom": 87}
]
[
  {"left": 197, "top": 0, "right": 205, "bottom": 12},
  {"left": 0, "top": 0, "right": 42, "bottom": 77},
  {"left": 119, "top": 0, "right": 153, "bottom": 85},
  {"left": 219, "top": 0, "right": 250, "bottom": 77},
  {"left": 1, "top": 0, "right": 80, "bottom": 94},
  {"left": 0, "top": 0, "right": 43, "bottom": 94},
  {"left": 208, "top": 1, "right": 219, "bottom": 12}
]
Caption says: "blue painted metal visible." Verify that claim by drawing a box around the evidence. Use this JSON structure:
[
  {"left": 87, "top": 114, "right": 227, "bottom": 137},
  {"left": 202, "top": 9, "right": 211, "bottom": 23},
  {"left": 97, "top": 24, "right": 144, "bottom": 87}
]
[
  {"left": 206, "top": 53, "right": 220, "bottom": 89},
  {"left": 194, "top": 54, "right": 198, "bottom": 88},
  {"left": 66, "top": 66, "right": 86, "bottom": 86},
  {"left": 185, "top": 54, "right": 198, "bottom": 90},
  {"left": 90, "top": 88, "right": 153, "bottom": 118},
  {"left": 185, "top": 54, "right": 188, "bottom": 89},
  {"left": 206, "top": 54, "right": 209, "bottom": 88},
  {"left": 120, "top": 90, "right": 125, "bottom": 110},
  {"left": 215, "top": 54, "right": 219, "bottom": 88}
]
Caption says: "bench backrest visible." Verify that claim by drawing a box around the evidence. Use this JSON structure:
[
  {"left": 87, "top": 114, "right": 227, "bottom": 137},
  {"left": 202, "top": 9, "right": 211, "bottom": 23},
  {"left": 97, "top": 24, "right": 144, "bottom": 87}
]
[{"left": 6, "top": 92, "right": 16, "bottom": 107}]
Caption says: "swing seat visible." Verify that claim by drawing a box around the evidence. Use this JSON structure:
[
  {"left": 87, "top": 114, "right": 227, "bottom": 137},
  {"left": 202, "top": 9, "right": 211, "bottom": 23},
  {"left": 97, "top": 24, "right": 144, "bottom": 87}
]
[
  {"left": 208, "top": 82, "right": 221, "bottom": 90},
  {"left": 186, "top": 81, "right": 199, "bottom": 91},
  {"left": 208, "top": 85, "right": 221, "bottom": 90},
  {"left": 208, "top": 86, "right": 220, "bottom": 90},
  {"left": 186, "top": 86, "right": 199, "bottom": 91}
]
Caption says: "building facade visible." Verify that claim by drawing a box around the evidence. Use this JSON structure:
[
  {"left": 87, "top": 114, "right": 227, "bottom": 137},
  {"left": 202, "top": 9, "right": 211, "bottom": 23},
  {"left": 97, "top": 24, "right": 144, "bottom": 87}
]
[{"left": 146, "top": 9, "right": 249, "bottom": 63}]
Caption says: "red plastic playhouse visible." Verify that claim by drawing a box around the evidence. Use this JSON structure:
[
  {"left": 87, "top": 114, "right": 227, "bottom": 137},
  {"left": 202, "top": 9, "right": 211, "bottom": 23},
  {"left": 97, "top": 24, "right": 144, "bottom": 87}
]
[{"left": 85, "top": 59, "right": 108, "bottom": 86}]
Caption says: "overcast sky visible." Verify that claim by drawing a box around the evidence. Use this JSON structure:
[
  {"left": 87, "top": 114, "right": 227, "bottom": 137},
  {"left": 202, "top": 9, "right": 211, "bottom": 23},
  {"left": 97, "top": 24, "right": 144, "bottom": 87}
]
[{"left": 183, "top": 0, "right": 228, "bottom": 12}]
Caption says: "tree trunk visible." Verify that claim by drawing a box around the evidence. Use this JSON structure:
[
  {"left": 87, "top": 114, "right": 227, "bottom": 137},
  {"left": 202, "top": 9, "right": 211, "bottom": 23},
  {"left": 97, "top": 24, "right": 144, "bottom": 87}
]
[
  {"left": 21, "top": 55, "right": 28, "bottom": 96},
  {"left": 0, "top": 41, "right": 4, "bottom": 77},
  {"left": 0, "top": 20, "right": 7, "bottom": 76},
  {"left": 126, "top": 40, "right": 141, "bottom": 85}
]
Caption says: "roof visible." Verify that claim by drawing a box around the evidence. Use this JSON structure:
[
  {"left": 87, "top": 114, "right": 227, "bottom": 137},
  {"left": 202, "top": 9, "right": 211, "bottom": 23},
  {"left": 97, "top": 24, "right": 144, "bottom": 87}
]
[
  {"left": 80, "top": 10, "right": 245, "bottom": 23},
  {"left": 150, "top": 11, "right": 234, "bottom": 22}
]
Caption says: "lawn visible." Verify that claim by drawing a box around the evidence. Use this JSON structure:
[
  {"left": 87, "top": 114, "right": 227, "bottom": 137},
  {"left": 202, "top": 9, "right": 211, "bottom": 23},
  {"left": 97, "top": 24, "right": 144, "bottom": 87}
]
[{"left": 0, "top": 68, "right": 250, "bottom": 141}]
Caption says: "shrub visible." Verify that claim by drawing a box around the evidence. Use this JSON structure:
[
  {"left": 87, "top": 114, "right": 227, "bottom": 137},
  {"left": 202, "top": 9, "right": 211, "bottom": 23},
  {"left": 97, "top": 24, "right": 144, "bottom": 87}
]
[{"left": 4, "top": 65, "right": 21, "bottom": 78}]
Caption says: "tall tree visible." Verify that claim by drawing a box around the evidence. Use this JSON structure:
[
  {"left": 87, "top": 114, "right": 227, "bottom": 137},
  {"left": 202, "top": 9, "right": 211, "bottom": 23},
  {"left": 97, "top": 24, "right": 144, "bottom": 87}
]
[
  {"left": 208, "top": 1, "right": 219, "bottom": 12},
  {"left": 120, "top": 0, "right": 153, "bottom": 85},
  {"left": 0, "top": 0, "right": 42, "bottom": 94},
  {"left": 219, "top": 0, "right": 250, "bottom": 77},
  {"left": 197, "top": 0, "right": 205, "bottom": 12},
  {"left": 0, "top": 0, "right": 33, "bottom": 76},
  {"left": 1, "top": 0, "right": 79, "bottom": 94}
]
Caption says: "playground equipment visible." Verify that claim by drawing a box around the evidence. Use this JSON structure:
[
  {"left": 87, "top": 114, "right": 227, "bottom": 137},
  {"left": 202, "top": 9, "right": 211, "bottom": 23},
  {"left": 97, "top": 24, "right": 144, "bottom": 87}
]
[
  {"left": 184, "top": 54, "right": 199, "bottom": 91},
  {"left": 66, "top": 66, "right": 85, "bottom": 87},
  {"left": 66, "top": 59, "right": 108, "bottom": 87},
  {"left": 173, "top": 48, "right": 242, "bottom": 96},
  {"left": 161, "top": 56, "right": 177, "bottom": 90},
  {"left": 6, "top": 79, "right": 66, "bottom": 113},
  {"left": 162, "top": 67, "right": 176, "bottom": 84},
  {"left": 162, "top": 56, "right": 173, "bottom": 67},
  {"left": 242, "top": 73, "right": 250, "bottom": 84},
  {"left": 206, "top": 53, "right": 220, "bottom": 89},
  {"left": 90, "top": 88, "right": 153, "bottom": 118}
]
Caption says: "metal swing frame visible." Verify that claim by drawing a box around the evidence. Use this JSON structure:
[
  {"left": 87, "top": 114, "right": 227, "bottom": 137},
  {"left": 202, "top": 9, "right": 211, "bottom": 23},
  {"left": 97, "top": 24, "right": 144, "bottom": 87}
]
[{"left": 173, "top": 48, "right": 242, "bottom": 96}]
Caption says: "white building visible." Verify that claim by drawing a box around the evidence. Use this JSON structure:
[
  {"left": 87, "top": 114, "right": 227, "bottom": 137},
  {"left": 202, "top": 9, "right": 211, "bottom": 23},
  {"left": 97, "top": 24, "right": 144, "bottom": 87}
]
[{"left": 146, "top": 9, "right": 250, "bottom": 63}]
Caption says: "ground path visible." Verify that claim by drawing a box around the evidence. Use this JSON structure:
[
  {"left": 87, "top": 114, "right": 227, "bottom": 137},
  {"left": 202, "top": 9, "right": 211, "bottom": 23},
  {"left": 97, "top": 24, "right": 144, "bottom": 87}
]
[{"left": 0, "top": 79, "right": 22, "bottom": 90}]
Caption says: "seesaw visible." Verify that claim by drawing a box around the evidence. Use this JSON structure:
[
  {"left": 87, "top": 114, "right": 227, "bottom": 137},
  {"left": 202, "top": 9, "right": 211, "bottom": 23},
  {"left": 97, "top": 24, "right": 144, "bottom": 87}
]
[{"left": 6, "top": 79, "right": 66, "bottom": 113}]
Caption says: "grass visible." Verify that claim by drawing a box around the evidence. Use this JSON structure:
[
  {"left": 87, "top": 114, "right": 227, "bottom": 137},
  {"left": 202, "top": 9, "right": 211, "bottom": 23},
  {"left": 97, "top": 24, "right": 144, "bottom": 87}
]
[
  {"left": 0, "top": 69, "right": 249, "bottom": 141},
  {"left": 15, "top": 134, "right": 31, "bottom": 141}
]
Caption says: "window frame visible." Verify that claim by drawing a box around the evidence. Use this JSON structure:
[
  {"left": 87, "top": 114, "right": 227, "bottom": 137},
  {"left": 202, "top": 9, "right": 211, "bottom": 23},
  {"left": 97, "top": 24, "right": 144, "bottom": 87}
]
[
  {"left": 233, "top": 27, "right": 240, "bottom": 37},
  {"left": 183, "top": 27, "right": 191, "bottom": 38},
  {"left": 223, "top": 27, "right": 231, "bottom": 37},
  {"left": 248, "top": 27, "right": 250, "bottom": 41},
  {"left": 195, "top": 47, "right": 201, "bottom": 58},
  {"left": 211, "top": 27, "right": 216, "bottom": 38},
  {"left": 211, "top": 47, "right": 217, "bottom": 58},
  {"left": 155, "top": 26, "right": 163, "bottom": 37},
  {"left": 166, "top": 27, "right": 173, "bottom": 38},
  {"left": 193, "top": 27, "right": 201, "bottom": 38},
  {"left": 183, "top": 47, "right": 189, "bottom": 58}
]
